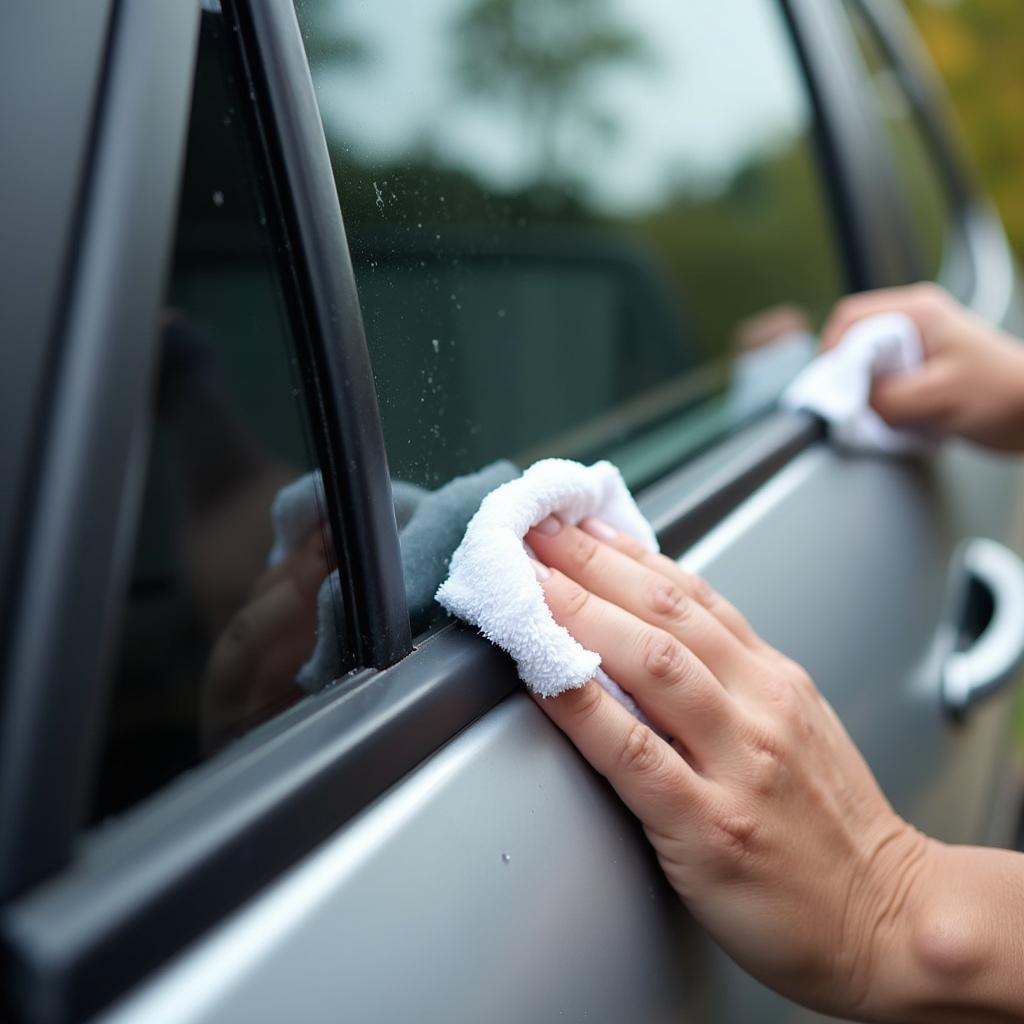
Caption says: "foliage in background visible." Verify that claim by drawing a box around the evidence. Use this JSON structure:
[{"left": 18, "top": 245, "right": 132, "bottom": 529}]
[
  {"left": 905, "top": 0, "right": 1024, "bottom": 259},
  {"left": 903, "top": 1, "right": 1024, "bottom": 749}
]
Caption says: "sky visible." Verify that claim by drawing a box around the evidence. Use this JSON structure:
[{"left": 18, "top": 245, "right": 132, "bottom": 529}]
[{"left": 301, "top": 0, "right": 813, "bottom": 215}]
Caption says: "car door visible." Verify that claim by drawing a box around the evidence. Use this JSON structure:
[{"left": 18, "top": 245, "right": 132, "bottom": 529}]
[{"left": 2, "top": 1, "right": 1022, "bottom": 1024}]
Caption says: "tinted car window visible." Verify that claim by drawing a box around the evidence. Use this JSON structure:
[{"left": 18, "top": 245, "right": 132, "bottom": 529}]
[
  {"left": 296, "top": 0, "right": 844, "bottom": 491},
  {"left": 90, "top": 9, "right": 351, "bottom": 822}
]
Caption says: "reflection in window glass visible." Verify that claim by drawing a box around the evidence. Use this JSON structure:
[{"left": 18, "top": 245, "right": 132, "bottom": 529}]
[
  {"left": 299, "top": 0, "right": 844, "bottom": 488},
  {"left": 842, "top": 1, "right": 962, "bottom": 290},
  {"left": 91, "top": 11, "right": 350, "bottom": 822}
]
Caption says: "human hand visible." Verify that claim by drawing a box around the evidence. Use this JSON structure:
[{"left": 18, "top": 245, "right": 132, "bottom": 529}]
[
  {"left": 200, "top": 530, "right": 331, "bottom": 752},
  {"left": 822, "top": 283, "right": 1024, "bottom": 451},
  {"left": 525, "top": 516, "right": 938, "bottom": 1021}
]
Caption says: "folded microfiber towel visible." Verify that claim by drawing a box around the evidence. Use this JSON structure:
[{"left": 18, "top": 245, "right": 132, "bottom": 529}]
[
  {"left": 436, "top": 458, "right": 658, "bottom": 701},
  {"left": 269, "top": 461, "right": 519, "bottom": 691},
  {"left": 782, "top": 311, "right": 932, "bottom": 454}
]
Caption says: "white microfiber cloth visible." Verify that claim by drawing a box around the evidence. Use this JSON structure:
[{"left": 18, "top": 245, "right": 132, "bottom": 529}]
[
  {"left": 436, "top": 458, "right": 658, "bottom": 701},
  {"left": 782, "top": 311, "right": 932, "bottom": 454}
]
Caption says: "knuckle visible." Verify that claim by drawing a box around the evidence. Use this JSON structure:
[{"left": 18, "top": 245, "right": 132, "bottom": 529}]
[
  {"left": 616, "top": 721, "right": 662, "bottom": 776},
  {"left": 787, "top": 662, "right": 817, "bottom": 698},
  {"left": 640, "top": 630, "right": 686, "bottom": 680},
  {"left": 762, "top": 673, "right": 802, "bottom": 719},
  {"left": 689, "top": 575, "right": 717, "bottom": 607},
  {"left": 644, "top": 577, "right": 687, "bottom": 620},
  {"left": 763, "top": 669, "right": 819, "bottom": 743},
  {"left": 706, "top": 811, "right": 761, "bottom": 868},
  {"left": 562, "top": 582, "right": 592, "bottom": 620},
  {"left": 745, "top": 727, "right": 785, "bottom": 795},
  {"left": 564, "top": 530, "right": 601, "bottom": 575},
  {"left": 569, "top": 682, "right": 605, "bottom": 727}
]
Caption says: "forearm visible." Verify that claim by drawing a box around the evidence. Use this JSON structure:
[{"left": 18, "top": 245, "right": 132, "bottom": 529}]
[{"left": 873, "top": 841, "right": 1024, "bottom": 1023}]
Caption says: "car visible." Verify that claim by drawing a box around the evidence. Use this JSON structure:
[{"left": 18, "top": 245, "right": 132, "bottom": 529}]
[{"left": 2, "top": 0, "right": 1023, "bottom": 1021}]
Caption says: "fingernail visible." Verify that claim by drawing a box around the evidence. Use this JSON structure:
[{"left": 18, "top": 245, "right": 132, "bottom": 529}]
[
  {"left": 530, "top": 558, "right": 551, "bottom": 581},
  {"left": 580, "top": 517, "right": 617, "bottom": 541},
  {"left": 533, "top": 515, "right": 562, "bottom": 535}
]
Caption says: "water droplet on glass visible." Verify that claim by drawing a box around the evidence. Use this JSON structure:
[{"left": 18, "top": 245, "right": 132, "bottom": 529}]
[
  {"left": 431, "top": 338, "right": 440, "bottom": 354},
  {"left": 222, "top": 115, "right": 232, "bottom": 127},
  {"left": 497, "top": 308, "right": 506, "bottom": 318},
  {"left": 501, "top": 853, "right": 511, "bottom": 865},
  {"left": 212, "top": 190, "right": 225, "bottom": 207}
]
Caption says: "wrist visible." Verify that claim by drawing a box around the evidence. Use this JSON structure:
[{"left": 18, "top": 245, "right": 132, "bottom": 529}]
[{"left": 871, "top": 839, "right": 1005, "bottom": 1023}]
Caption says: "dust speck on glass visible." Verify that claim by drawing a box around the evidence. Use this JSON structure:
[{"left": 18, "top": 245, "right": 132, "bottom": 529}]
[{"left": 295, "top": 0, "right": 844, "bottom": 491}]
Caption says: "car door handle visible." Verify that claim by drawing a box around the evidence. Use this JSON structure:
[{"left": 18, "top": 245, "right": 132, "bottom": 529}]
[{"left": 943, "top": 538, "right": 1024, "bottom": 718}]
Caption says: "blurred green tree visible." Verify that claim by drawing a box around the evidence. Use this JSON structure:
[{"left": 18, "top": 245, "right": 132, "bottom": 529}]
[
  {"left": 906, "top": 0, "right": 1024, "bottom": 259},
  {"left": 455, "top": 0, "right": 652, "bottom": 185}
]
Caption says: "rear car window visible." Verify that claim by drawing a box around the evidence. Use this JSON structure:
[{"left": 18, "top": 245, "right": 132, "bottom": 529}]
[
  {"left": 89, "top": 9, "right": 352, "bottom": 822},
  {"left": 295, "top": 0, "right": 845, "bottom": 492}
]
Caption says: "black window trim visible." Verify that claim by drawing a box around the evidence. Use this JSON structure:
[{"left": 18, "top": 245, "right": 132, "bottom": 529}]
[
  {"left": 0, "top": 0, "right": 203, "bottom": 908},
  {"left": 235, "top": 0, "right": 412, "bottom": 670},
  {"left": 0, "top": 0, "right": 116, "bottom": 679}
]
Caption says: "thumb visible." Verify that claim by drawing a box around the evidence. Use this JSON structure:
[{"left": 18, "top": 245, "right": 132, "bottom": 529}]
[{"left": 870, "top": 366, "right": 947, "bottom": 426}]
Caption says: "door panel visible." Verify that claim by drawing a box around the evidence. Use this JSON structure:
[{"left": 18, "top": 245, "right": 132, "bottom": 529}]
[{"left": 97, "top": 434, "right": 1023, "bottom": 1023}]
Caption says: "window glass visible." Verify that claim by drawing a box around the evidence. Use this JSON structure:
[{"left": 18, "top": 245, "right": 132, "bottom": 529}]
[
  {"left": 296, "top": 0, "right": 844, "bottom": 490},
  {"left": 91, "top": 9, "right": 351, "bottom": 822},
  {"left": 842, "top": 0, "right": 964, "bottom": 291}
]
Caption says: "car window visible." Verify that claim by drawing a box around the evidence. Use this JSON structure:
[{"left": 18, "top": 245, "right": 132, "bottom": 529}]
[
  {"left": 295, "top": 0, "right": 844, "bottom": 495},
  {"left": 89, "top": 8, "right": 352, "bottom": 823},
  {"left": 841, "top": 0, "right": 963, "bottom": 291}
]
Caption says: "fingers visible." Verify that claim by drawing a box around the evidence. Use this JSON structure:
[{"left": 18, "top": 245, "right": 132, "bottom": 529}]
[
  {"left": 536, "top": 565, "right": 743, "bottom": 767},
  {"left": 820, "top": 284, "right": 935, "bottom": 352},
  {"left": 202, "top": 569, "right": 319, "bottom": 750},
  {"left": 252, "top": 530, "right": 331, "bottom": 601},
  {"left": 533, "top": 680, "right": 712, "bottom": 832},
  {"left": 536, "top": 516, "right": 762, "bottom": 650},
  {"left": 869, "top": 364, "right": 951, "bottom": 426},
  {"left": 528, "top": 519, "right": 757, "bottom": 681}
]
